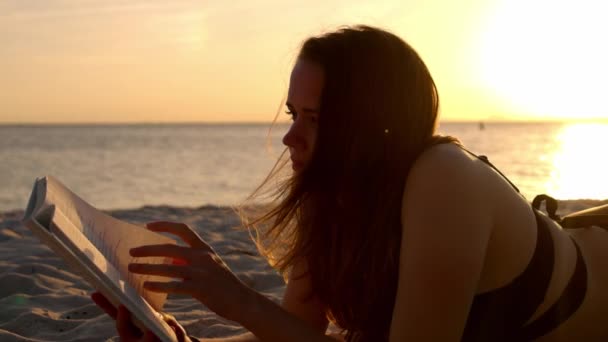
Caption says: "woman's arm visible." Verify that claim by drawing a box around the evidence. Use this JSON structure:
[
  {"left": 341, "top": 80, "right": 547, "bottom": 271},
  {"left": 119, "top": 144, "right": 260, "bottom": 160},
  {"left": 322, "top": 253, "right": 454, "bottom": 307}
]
[
  {"left": 220, "top": 259, "right": 333, "bottom": 341},
  {"left": 234, "top": 290, "right": 336, "bottom": 342},
  {"left": 198, "top": 259, "right": 331, "bottom": 341},
  {"left": 194, "top": 332, "right": 257, "bottom": 341},
  {"left": 128, "top": 222, "right": 335, "bottom": 342},
  {"left": 199, "top": 332, "right": 344, "bottom": 342}
]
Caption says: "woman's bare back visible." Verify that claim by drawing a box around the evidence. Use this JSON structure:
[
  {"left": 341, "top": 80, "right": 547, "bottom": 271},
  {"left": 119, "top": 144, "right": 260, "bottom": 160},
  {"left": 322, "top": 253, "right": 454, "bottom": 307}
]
[{"left": 466, "top": 143, "right": 608, "bottom": 340}]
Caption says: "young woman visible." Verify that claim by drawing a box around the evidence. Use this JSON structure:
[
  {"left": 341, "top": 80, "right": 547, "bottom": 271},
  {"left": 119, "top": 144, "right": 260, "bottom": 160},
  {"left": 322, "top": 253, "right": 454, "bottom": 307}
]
[{"left": 92, "top": 26, "right": 608, "bottom": 341}]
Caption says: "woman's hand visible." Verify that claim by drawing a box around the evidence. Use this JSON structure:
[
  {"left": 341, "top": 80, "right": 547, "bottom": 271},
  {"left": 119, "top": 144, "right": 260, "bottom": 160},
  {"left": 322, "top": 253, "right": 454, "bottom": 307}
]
[
  {"left": 91, "top": 292, "right": 190, "bottom": 342},
  {"left": 128, "top": 221, "right": 256, "bottom": 323}
]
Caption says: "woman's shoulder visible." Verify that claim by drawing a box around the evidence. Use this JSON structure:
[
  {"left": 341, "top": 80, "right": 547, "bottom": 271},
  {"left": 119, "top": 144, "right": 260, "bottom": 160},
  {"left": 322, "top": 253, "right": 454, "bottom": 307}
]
[
  {"left": 400, "top": 142, "right": 502, "bottom": 240},
  {"left": 405, "top": 142, "right": 522, "bottom": 219},
  {"left": 407, "top": 142, "right": 485, "bottom": 189},
  {"left": 402, "top": 142, "right": 494, "bottom": 223}
]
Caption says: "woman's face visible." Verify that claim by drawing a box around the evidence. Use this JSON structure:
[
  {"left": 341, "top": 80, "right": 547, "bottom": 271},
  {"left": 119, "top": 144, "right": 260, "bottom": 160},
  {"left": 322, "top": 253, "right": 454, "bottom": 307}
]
[{"left": 282, "top": 59, "right": 324, "bottom": 171}]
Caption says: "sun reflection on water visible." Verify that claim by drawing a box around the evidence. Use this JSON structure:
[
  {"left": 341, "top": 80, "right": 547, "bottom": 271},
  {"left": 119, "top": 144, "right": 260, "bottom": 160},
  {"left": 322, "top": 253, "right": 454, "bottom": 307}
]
[{"left": 545, "top": 123, "right": 608, "bottom": 200}]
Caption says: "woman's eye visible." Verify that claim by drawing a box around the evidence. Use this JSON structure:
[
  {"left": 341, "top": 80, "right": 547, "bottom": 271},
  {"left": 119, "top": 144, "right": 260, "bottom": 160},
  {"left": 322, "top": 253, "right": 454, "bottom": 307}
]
[{"left": 285, "top": 110, "right": 297, "bottom": 121}]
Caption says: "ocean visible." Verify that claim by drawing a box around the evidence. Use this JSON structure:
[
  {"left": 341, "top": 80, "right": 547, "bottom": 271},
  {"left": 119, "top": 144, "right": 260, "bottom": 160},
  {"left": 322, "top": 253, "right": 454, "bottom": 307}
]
[{"left": 1, "top": 122, "right": 607, "bottom": 212}]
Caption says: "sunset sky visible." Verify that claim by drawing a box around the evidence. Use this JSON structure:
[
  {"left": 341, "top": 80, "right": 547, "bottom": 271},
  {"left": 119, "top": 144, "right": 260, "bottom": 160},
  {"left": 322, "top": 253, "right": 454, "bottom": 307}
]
[{"left": 1, "top": 0, "right": 606, "bottom": 124}]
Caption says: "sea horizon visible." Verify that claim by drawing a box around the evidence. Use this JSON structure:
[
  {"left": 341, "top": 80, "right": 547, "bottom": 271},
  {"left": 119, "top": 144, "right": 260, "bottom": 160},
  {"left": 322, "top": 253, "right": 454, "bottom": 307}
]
[
  {"left": 2, "top": 121, "right": 607, "bottom": 212},
  {"left": 1, "top": 117, "right": 607, "bottom": 127}
]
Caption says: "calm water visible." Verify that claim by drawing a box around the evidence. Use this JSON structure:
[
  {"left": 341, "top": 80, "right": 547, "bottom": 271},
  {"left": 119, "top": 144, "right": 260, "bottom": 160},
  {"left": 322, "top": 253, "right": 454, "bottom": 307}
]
[{"left": 1, "top": 122, "right": 607, "bottom": 212}]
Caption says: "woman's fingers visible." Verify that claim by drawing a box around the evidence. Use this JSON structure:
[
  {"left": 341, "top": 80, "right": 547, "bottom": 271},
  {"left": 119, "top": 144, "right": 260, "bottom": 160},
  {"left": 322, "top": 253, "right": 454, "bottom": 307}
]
[
  {"left": 91, "top": 292, "right": 117, "bottom": 319},
  {"left": 146, "top": 221, "right": 209, "bottom": 249},
  {"left": 129, "top": 263, "right": 195, "bottom": 279},
  {"left": 130, "top": 244, "right": 195, "bottom": 259},
  {"left": 93, "top": 295, "right": 162, "bottom": 342},
  {"left": 141, "top": 329, "right": 161, "bottom": 342},
  {"left": 164, "top": 316, "right": 188, "bottom": 342},
  {"left": 116, "top": 305, "right": 143, "bottom": 340},
  {"left": 143, "top": 280, "right": 198, "bottom": 295}
]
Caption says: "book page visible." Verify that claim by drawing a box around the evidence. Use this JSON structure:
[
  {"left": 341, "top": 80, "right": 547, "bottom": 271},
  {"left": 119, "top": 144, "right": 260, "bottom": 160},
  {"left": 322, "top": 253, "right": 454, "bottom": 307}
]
[
  {"left": 49, "top": 210, "right": 176, "bottom": 341},
  {"left": 42, "top": 176, "right": 176, "bottom": 310},
  {"left": 23, "top": 180, "right": 177, "bottom": 342},
  {"left": 50, "top": 209, "right": 124, "bottom": 295}
]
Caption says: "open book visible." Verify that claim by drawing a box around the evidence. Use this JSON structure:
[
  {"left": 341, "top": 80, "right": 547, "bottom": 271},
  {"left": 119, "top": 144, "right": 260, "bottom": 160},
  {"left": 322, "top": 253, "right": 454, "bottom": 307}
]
[{"left": 22, "top": 176, "right": 178, "bottom": 342}]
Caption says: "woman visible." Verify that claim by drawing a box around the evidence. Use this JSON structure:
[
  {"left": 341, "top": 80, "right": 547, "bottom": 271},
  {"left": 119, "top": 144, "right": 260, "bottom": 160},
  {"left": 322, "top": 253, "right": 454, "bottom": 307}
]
[{"left": 92, "top": 26, "right": 608, "bottom": 341}]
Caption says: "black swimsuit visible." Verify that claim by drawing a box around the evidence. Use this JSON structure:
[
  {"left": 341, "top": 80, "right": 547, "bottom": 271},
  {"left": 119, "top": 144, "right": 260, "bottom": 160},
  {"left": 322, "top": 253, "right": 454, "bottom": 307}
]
[
  {"left": 461, "top": 151, "right": 588, "bottom": 341},
  {"left": 191, "top": 150, "right": 589, "bottom": 342}
]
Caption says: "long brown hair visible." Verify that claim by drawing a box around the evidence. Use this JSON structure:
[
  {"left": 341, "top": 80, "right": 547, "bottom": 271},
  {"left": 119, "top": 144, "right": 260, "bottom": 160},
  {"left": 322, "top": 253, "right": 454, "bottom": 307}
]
[{"left": 240, "top": 25, "right": 458, "bottom": 340}]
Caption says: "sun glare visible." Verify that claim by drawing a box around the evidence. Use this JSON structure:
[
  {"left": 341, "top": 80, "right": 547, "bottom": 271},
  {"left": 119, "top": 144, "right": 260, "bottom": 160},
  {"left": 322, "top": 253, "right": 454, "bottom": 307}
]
[
  {"left": 478, "top": 0, "right": 608, "bottom": 120},
  {"left": 545, "top": 123, "right": 608, "bottom": 199}
]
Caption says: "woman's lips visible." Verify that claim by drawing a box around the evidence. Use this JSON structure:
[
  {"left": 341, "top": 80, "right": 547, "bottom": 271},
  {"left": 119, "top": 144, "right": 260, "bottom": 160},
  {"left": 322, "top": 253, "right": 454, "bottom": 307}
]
[{"left": 291, "top": 158, "right": 303, "bottom": 170}]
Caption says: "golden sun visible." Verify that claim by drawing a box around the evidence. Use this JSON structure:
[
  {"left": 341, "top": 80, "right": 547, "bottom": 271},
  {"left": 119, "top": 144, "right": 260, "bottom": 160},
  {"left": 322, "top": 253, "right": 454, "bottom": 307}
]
[{"left": 477, "top": 0, "right": 608, "bottom": 120}]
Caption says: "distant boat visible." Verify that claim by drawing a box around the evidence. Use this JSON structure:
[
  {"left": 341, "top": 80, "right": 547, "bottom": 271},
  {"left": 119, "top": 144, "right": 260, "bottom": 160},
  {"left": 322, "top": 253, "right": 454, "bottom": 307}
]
[{"left": 479, "top": 122, "right": 486, "bottom": 130}]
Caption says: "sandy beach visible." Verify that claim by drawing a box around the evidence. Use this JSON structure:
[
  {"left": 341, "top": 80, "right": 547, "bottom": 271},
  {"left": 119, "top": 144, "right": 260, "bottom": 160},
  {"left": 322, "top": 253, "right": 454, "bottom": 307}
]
[
  {"left": 0, "top": 205, "right": 285, "bottom": 341},
  {"left": 1, "top": 200, "right": 606, "bottom": 341}
]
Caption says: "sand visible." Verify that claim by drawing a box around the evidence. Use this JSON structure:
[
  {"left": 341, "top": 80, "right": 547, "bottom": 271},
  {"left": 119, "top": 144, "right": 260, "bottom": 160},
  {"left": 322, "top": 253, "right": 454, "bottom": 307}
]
[
  {"left": 1, "top": 200, "right": 606, "bottom": 341},
  {"left": 0, "top": 205, "right": 285, "bottom": 341}
]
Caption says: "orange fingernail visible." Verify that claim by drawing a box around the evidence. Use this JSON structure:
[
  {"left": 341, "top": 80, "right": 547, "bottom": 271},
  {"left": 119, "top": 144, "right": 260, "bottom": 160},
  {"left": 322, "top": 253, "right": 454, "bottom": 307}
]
[{"left": 172, "top": 258, "right": 187, "bottom": 265}]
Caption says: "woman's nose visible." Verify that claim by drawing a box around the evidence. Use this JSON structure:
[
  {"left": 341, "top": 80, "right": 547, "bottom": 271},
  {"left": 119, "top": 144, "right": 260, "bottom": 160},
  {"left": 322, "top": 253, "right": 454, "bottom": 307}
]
[{"left": 282, "top": 121, "right": 301, "bottom": 148}]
